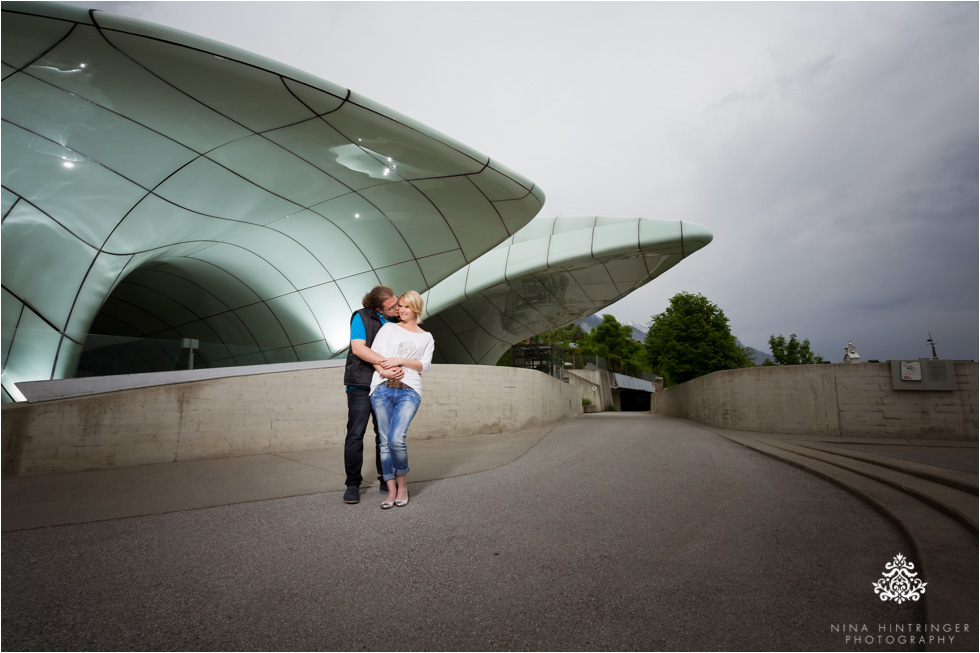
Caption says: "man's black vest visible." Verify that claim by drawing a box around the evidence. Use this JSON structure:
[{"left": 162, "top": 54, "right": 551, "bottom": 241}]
[{"left": 343, "top": 308, "right": 384, "bottom": 387}]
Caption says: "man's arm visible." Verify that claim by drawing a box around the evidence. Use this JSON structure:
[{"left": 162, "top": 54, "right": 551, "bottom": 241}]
[
  {"left": 352, "top": 341, "right": 404, "bottom": 379},
  {"left": 378, "top": 356, "right": 423, "bottom": 373},
  {"left": 350, "top": 313, "right": 403, "bottom": 379},
  {"left": 351, "top": 340, "right": 384, "bottom": 365}
]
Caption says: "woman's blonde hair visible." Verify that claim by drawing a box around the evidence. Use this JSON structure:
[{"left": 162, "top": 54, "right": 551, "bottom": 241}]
[{"left": 400, "top": 290, "right": 424, "bottom": 324}]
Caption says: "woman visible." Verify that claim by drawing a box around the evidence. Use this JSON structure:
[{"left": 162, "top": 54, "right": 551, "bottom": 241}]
[{"left": 368, "top": 291, "right": 435, "bottom": 509}]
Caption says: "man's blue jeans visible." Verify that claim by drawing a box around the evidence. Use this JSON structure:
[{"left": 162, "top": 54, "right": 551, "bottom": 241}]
[
  {"left": 370, "top": 384, "right": 421, "bottom": 481},
  {"left": 344, "top": 387, "right": 382, "bottom": 487}
]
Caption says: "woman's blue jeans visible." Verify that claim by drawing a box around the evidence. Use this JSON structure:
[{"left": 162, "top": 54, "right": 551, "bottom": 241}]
[{"left": 370, "top": 384, "right": 421, "bottom": 481}]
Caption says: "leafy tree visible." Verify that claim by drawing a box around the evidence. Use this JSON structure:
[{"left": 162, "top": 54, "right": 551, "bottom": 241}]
[
  {"left": 644, "top": 292, "right": 753, "bottom": 386},
  {"left": 578, "top": 314, "right": 650, "bottom": 374},
  {"left": 765, "top": 334, "right": 824, "bottom": 365}
]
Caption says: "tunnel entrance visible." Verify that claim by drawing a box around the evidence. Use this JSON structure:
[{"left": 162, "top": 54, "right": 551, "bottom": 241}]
[
  {"left": 76, "top": 260, "right": 286, "bottom": 377},
  {"left": 618, "top": 389, "right": 652, "bottom": 412}
]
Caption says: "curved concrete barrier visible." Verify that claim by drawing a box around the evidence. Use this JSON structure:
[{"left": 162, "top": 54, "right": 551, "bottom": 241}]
[{"left": 1, "top": 365, "right": 581, "bottom": 476}]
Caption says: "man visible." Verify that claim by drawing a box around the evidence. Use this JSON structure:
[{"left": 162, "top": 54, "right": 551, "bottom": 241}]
[{"left": 342, "top": 285, "right": 402, "bottom": 504}]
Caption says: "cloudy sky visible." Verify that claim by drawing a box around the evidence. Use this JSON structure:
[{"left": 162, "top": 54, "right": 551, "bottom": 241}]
[{"left": 72, "top": 1, "right": 979, "bottom": 361}]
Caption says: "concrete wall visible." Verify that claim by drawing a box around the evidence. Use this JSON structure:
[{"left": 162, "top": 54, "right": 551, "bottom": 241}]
[
  {"left": 650, "top": 362, "right": 978, "bottom": 440},
  {"left": 565, "top": 368, "right": 618, "bottom": 411},
  {"left": 1, "top": 365, "right": 582, "bottom": 476}
]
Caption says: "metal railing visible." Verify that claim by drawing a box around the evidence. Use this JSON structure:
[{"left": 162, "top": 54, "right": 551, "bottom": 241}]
[{"left": 510, "top": 344, "right": 657, "bottom": 383}]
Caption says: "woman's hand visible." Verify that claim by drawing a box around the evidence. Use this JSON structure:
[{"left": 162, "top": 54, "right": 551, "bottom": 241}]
[
  {"left": 380, "top": 356, "right": 423, "bottom": 373},
  {"left": 378, "top": 361, "right": 405, "bottom": 380}
]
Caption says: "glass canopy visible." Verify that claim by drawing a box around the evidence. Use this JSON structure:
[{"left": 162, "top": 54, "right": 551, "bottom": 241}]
[{"left": 1, "top": 2, "right": 711, "bottom": 401}]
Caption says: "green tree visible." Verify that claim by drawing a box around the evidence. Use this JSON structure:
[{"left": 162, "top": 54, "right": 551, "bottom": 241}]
[
  {"left": 765, "top": 334, "right": 824, "bottom": 365},
  {"left": 579, "top": 314, "right": 650, "bottom": 374},
  {"left": 644, "top": 292, "right": 753, "bottom": 386}
]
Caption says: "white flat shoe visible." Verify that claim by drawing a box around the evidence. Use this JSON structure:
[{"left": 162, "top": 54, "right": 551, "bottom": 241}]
[
  {"left": 395, "top": 495, "right": 409, "bottom": 507},
  {"left": 381, "top": 499, "right": 395, "bottom": 510}
]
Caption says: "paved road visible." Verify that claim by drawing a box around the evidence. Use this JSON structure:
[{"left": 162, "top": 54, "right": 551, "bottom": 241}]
[{"left": 3, "top": 414, "right": 944, "bottom": 651}]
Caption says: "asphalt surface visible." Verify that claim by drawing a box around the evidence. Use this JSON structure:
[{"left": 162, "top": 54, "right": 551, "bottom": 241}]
[{"left": 2, "top": 414, "right": 972, "bottom": 651}]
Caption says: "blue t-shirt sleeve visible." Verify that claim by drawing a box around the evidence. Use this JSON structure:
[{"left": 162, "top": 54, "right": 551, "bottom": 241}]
[{"left": 350, "top": 313, "right": 366, "bottom": 341}]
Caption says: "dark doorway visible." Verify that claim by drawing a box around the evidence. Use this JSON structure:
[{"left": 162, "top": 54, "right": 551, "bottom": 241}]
[{"left": 619, "top": 389, "right": 651, "bottom": 412}]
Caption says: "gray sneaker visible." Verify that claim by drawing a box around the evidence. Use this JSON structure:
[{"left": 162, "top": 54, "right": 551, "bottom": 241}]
[{"left": 343, "top": 486, "right": 360, "bottom": 504}]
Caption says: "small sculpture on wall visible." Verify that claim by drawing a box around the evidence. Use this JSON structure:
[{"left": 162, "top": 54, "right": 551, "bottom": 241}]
[{"left": 843, "top": 341, "right": 861, "bottom": 364}]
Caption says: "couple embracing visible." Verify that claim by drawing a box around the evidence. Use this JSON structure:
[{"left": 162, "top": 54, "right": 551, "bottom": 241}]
[{"left": 342, "top": 286, "right": 435, "bottom": 509}]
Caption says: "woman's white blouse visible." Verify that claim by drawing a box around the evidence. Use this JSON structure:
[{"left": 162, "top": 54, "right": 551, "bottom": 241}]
[{"left": 368, "top": 323, "right": 435, "bottom": 397}]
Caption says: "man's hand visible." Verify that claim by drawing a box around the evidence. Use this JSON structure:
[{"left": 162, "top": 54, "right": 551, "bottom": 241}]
[{"left": 378, "top": 359, "right": 405, "bottom": 380}]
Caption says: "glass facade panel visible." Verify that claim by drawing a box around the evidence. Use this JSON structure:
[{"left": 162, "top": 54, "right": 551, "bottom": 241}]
[
  {"left": 299, "top": 282, "right": 353, "bottom": 354},
  {"left": 264, "top": 119, "right": 397, "bottom": 192},
  {"left": 1, "top": 12, "right": 75, "bottom": 68},
  {"left": 27, "top": 26, "right": 250, "bottom": 150},
  {"left": 154, "top": 157, "right": 300, "bottom": 225},
  {"left": 65, "top": 251, "right": 132, "bottom": 336},
  {"left": 4, "top": 311, "right": 61, "bottom": 383},
  {"left": 325, "top": 99, "right": 484, "bottom": 180},
  {"left": 548, "top": 231, "right": 594, "bottom": 268},
  {"left": 414, "top": 177, "right": 510, "bottom": 261},
  {"left": 334, "top": 272, "right": 382, "bottom": 317},
  {"left": 592, "top": 219, "right": 641, "bottom": 256},
  {"left": 282, "top": 78, "right": 346, "bottom": 116},
  {"left": 142, "top": 257, "right": 260, "bottom": 310},
  {"left": 359, "top": 182, "right": 458, "bottom": 259},
  {"left": 604, "top": 256, "right": 649, "bottom": 285},
  {"left": 267, "top": 293, "right": 324, "bottom": 346},
  {"left": 310, "top": 194, "right": 412, "bottom": 269},
  {"left": 494, "top": 193, "right": 545, "bottom": 235},
  {"left": 511, "top": 215, "right": 556, "bottom": 243},
  {"left": 205, "top": 312, "right": 258, "bottom": 350},
  {"left": 224, "top": 227, "right": 332, "bottom": 292},
  {"left": 208, "top": 135, "right": 349, "bottom": 208},
  {"left": 423, "top": 268, "right": 468, "bottom": 317},
  {"left": 104, "top": 32, "right": 317, "bottom": 133},
  {"left": 108, "top": 279, "right": 198, "bottom": 326},
  {"left": 553, "top": 215, "right": 597, "bottom": 234},
  {"left": 104, "top": 195, "right": 249, "bottom": 254},
  {"left": 2, "top": 187, "right": 17, "bottom": 216},
  {"left": 294, "top": 340, "right": 335, "bottom": 362},
  {"left": 415, "top": 251, "right": 465, "bottom": 291},
  {"left": 464, "top": 247, "right": 510, "bottom": 296},
  {"left": 130, "top": 268, "right": 229, "bottom": 319},
  {"left": 1, "top": 201, "right": 96, "bottom": 330},
  {"left": 188, "top": 244, "right": 295, "bottom": 301},
  {"left": 468, "top": 163, "right": 534, "bottom": 202},
  {"left": 376, "top": 261, "right": 428, "bottom": 296},
  {"left": 268, "top": 210, "right": 369, "bottom": 278},
  {"left": 505, "top": 239, "right": 549, "bottom": 279},
  {"left": 2, "top": 74, "right": 198, "bottom": 189},
  {"left": 2, "top": 122, "right": 145, "bottom": 247},
  {"left": 234, "top": 303, "right": 290, "bottom": 350}
]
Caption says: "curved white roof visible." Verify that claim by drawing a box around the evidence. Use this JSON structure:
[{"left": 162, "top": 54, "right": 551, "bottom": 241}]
[{"left": 1, "top": 2, "right": 710, "bottom": 400}]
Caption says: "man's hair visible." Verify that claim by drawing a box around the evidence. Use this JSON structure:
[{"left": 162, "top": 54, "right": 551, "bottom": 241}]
[
  {"left": 400, "top": 290, "right": 425, "bottom": 324},
  {"left": 362, "top": 285, "right": 395, "bottom": 311}
]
